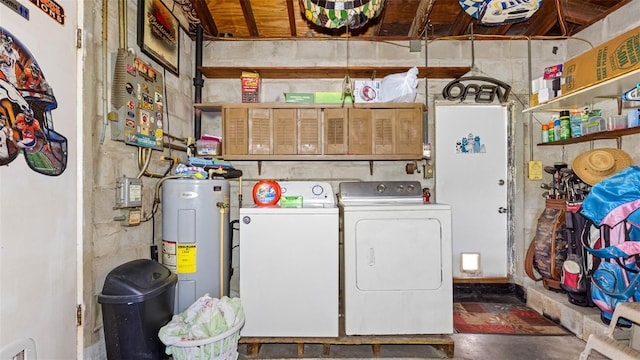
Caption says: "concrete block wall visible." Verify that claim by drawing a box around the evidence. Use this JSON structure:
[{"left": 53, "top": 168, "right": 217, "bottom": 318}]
[
  {"left": 82, "top": 1, "right": 195, "bottom": 357},
  {"left": 567, "top": 1, "right": 640, "bottom": 59},
  {"left": 201, "top": 37, "right": 568, "bottom": 292}
]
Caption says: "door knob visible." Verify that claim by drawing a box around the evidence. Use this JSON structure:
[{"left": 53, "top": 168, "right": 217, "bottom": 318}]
[
  {"left": 498, "top": 179, "right": 505, "bottom": 186},
  {"left": 498, "top": 207, "right": 507, "bottom": 213}
]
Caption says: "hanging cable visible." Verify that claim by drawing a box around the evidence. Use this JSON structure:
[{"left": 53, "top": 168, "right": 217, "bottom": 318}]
[
  {"left": 341, "top": 15, "right": 353, "bottom": 107},
  {"left": 141, "top": 174, "right": 197, "bottom": 222},
  {"left": 470, "top": 23, "right": 476, "bottom": 71},
  {"left": 555, "top": 0, "right": 568, "bottom": 36},
  {"left": 136, "top": 147, "right": 153, "bottom": 179},
  {"left": 100, "top": 0, "right": 109, "bottom": 144}
]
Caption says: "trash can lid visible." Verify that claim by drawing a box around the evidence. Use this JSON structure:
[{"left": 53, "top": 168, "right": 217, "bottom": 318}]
[{"left": 98, "top": 259, "right": 177, "bottom": 304}]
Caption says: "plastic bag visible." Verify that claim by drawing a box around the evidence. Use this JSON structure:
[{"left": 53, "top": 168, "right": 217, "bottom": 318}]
[{"left": 380, "top": 66, "right": 419, "bottom": 102}]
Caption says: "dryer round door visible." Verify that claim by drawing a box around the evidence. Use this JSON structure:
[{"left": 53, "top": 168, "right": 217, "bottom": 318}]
[{"left": 355, "top": 217, "right": 443, "bottom": 291}]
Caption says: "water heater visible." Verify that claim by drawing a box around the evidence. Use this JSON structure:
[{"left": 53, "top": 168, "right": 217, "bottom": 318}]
[{"left": 162, "top": 179, "right": 231, "bottom": 314}]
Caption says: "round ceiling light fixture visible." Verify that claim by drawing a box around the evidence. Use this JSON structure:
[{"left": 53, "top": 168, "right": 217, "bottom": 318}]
[{"left": 300, "top": 0, "right": 386, "bottom": 29}]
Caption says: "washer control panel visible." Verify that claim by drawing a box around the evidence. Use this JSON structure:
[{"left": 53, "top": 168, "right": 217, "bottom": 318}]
[{"left": 277, "top": 181, "right": 335, "bottom": 207}]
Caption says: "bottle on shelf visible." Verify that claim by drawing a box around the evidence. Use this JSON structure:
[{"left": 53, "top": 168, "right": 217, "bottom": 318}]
[
  {"left": 559, "top": 110, "right": 571, "bottom": 140},
  {"left": 570, "top": 110, "right": 583, "bottom": 138},
  {"left": 541, "top": 124, "right": 549, "bottom": 143},
  {"left": 553, "top": 117, "right": 561, "bottom": 141},
  {"left": 548, "top": 121, "right": 555, "bottom": 142}
]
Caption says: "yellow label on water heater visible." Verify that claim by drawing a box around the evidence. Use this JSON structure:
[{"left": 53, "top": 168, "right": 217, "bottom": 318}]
[{"left": 177, "top": 244, "right": 197, "bottom": 273}]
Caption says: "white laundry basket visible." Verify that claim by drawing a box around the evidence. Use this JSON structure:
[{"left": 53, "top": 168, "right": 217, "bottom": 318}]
[{"left": 166, "top": 316, "right": 245, "bottom": 360}]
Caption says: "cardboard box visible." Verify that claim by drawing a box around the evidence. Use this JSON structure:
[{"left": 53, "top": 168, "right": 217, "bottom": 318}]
[
  {"left": 537, "top": 88, "right": 554, "bottom": 103},
  {"left": 563, "top": 26, "right": 640, "bottom": 95},
  {"left": 353, "top": 80, "right": 381, "bottom": 103},
  {"left": 315, "top": 92, "right": 352, "bottom": 103},
  {"left": 241, "top": 71, "right": 260, "bottom": 103},
  {"left": 543, "top": 64, "right": 563, "bottom": 79},
  {"left": 531, "top": 76, "right": 555, "bottom": 93},
  {"left": 284, "top": 93, "right": 315, "bottom": 103}
]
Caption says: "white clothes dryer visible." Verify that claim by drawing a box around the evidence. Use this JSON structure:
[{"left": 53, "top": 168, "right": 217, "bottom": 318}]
[{"left": 339, "top": 181, "right": 453, "bottom": 335}]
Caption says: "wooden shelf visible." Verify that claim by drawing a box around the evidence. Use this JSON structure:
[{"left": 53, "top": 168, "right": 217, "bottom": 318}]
[
  {"left": 524, "top": 68, "right": 640, "bottom": 113},
  {"left": 537, "top": 126, "right": 640, "bottom": 146},
  {"left": 198, "top": 66, "right": 470, "bottom": 79},
  {"left": 195, "top": 102, "right": 427, "bottom": 112},
  {"left": 221, "top": 154, "right": 423, "bottom": 161}
]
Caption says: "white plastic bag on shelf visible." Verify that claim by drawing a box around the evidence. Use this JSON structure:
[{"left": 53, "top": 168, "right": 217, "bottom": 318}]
[{"left": 380, "top": 66, "right": 419, "bottom": 102}]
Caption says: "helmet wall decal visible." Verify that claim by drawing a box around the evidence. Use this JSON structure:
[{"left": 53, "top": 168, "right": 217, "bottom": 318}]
[{"left": 0, "top": 26, "right": 68, "bottom": 176}]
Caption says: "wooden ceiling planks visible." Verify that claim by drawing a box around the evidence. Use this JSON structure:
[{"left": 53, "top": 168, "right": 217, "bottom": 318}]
[
  {"left": 190, "top": 0, "right": 630, "bottom": 40},
  {"left": 524, "top": 0, "right": 562, "bottom": 37},
  {"left": 375, "top": 0, "right": 421, "bottom": 37}
]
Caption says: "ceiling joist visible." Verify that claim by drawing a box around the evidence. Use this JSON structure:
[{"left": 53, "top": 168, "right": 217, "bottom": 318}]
[
  {"left": 524, "top": 0, "right": 558, "bottom": 37},
  {"left": 408, "top": 0, "right": 436, "bottom": 38},
  {"left": 285, "top": 0, "right": 297, "bottom": 37},
  {"left": 240, "top": 0, "right": 259, "bottom": 37},
  {"left": 450, "top": 9, "right": 472, "bottom": 36},
  {"left": 191, "top": 0, "right": 217, "bottom": 36}
]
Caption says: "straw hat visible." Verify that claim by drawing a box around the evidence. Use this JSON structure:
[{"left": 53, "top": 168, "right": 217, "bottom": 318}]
[{"left": 572, "top": 148, "right": 633, "bottom": 185}]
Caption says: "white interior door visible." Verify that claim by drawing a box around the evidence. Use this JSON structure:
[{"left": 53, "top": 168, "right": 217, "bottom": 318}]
[
  {"left": 435, "top": 103, "right": 509, "bottom": 278},
  {"left": 0, "top": 3, "right": 79, "bottom": 358}
]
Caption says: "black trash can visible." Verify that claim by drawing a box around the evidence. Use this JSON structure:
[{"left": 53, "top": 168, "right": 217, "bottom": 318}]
[{"left": 98, "top": 259, "right": 177, "bottom": 360}]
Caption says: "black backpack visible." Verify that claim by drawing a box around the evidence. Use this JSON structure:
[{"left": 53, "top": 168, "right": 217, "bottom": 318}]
[{"left": 560, "top": 202, "right": 599, "bottom": 307}]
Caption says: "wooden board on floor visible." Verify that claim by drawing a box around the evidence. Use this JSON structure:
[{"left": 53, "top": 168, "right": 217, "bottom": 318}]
[{"left": 239, "top": 334, "right": 455, "bottom": 358}]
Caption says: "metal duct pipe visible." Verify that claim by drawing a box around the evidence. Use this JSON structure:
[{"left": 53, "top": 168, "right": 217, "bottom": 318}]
[{"left": 194, "top": 25, "right": 204, "bottom": 139}]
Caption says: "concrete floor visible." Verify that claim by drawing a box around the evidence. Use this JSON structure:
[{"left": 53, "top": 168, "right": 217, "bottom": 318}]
[
  {"left": 237, "top": 333, "right": 608, "bottom": 359},
  {"left": 234, "top": 284, "right": 613, "bottom": 359}
]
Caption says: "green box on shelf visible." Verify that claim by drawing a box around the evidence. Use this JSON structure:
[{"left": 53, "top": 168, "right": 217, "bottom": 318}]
[
  {"left": 284, "top": 93, "right": 315, "bottom": 103},
  {"left": 314, "top": 92, "right": 352, "bottom": 103}
]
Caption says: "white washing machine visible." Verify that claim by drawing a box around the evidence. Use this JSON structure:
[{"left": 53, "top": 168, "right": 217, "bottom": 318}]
[
  {"left": 239, "top": 181, "right": 339, "bottom": 337},
  {"left": 339, "top": 181, "right": 452, "bottom": 335}
]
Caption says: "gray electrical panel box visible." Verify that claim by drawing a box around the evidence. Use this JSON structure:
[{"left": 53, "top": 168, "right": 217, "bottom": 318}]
[{"left": 115, "top": 177, "right": 143, "bottom": 208}]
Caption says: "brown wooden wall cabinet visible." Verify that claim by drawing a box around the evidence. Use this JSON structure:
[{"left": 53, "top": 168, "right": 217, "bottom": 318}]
[{"left": 220, "top": 103, "right": 425, "bottom": 161}]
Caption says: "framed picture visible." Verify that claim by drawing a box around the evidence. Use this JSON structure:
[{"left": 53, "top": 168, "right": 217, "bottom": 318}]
[{"left": 137, "top": 0, "right": 180, "bottom": 75}]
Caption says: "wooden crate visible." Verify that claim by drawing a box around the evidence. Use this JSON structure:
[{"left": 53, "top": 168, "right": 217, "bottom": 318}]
[{"left": 239, "top": 334, "right": 455, "bottom": 358}]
